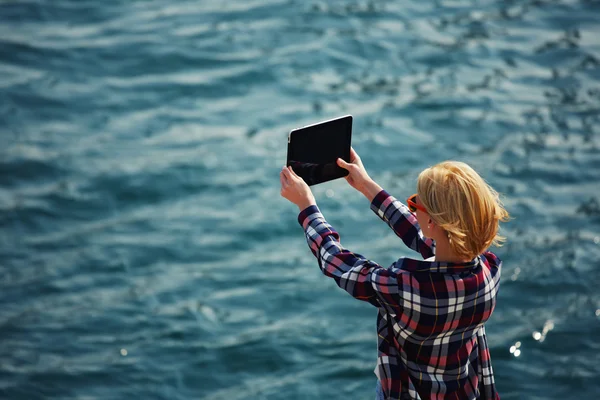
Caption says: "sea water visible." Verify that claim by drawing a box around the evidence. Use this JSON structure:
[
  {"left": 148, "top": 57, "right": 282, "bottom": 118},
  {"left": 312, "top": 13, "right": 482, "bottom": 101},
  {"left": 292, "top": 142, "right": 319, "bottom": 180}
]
[{"left": 1, "top": 1, "right": 600, "bottom": 399}]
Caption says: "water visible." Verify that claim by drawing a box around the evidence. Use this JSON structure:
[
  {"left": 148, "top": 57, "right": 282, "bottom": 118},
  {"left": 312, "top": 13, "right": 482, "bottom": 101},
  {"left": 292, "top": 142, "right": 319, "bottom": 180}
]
[{"left": 1, "top": 0, "right": 600, "bottom": 399}]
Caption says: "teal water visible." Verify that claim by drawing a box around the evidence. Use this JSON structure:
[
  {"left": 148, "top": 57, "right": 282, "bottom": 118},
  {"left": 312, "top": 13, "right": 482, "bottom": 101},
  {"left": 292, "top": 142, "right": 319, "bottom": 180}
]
[{"left": 1, "top": 0, "right": 600, "bottom": 399}]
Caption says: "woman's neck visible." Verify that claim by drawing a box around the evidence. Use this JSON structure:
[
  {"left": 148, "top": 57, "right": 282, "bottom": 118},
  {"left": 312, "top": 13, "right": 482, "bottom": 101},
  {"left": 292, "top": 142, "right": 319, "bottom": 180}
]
[{"left": 433, "top": 237, "right": 472, "bottom": 264}]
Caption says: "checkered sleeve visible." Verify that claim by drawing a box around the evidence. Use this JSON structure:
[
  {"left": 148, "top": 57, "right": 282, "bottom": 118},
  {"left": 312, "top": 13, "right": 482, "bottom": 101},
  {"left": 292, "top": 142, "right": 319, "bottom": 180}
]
[
  {"left": 298, "top": 205, "right": 402, "bottom": 308},
  {"left": 370, "top": 190, "right": 435, "bottom": 259}
]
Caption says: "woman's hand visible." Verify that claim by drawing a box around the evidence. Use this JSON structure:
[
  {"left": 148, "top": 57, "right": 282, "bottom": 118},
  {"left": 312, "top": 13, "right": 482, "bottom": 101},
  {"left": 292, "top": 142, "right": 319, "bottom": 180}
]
[
  {"left": 337, "top": 148, "right": 382, "bottom": 201},
  {"left": 335, "top": 147, "right": 372, "bottom": 188},
  {"left": 280, "top": 166, "right": 316, "bottom": 211},
  {"left": 337, "top": 147, "right": 369, "bottom": 190}
]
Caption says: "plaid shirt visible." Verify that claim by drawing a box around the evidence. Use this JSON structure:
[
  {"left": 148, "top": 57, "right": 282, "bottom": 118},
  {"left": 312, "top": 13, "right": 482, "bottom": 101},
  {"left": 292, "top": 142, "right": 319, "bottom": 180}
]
[{"left": 298, "top": 190, "right": 501, "bottom": 400}]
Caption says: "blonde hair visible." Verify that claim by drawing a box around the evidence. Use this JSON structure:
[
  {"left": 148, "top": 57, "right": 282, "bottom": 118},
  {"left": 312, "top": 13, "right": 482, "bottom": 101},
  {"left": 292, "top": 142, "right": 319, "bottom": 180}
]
[{"left": 417, "top": 161, "right": 510, "bottom": 260}]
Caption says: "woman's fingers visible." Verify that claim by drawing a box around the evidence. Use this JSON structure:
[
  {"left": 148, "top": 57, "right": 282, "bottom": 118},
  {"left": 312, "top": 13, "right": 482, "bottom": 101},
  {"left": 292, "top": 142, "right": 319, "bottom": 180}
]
[
  {"left": 349, "top": 147, "right": 360, "bottom": 162},
  {"left": 282, "top": 167, "right": 295, "bottom": 184},
  {"left": 287, "top": 166, "right": 300, "bottom": 179},
  {"left": 282, "top": 166, "right": 299, "bottom": 185},
  {"left": 280, "top": 167, "right": 289, "bottom": 187},
  {"left": 337, "top": 158, "right": 352, "bottom": 170}
]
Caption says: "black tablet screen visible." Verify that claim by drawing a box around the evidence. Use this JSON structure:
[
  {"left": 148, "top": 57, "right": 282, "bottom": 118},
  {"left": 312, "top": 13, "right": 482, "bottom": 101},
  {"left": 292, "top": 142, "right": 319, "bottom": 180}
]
[{"left": 286, "top": 116, "right": 352, "bottom": 186}]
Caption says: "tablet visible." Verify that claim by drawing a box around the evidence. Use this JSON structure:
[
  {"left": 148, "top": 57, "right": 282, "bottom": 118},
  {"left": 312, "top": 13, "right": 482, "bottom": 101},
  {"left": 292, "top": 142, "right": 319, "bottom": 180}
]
[{"left": 286, "top": 115, "right": 352, "bottom": 186}]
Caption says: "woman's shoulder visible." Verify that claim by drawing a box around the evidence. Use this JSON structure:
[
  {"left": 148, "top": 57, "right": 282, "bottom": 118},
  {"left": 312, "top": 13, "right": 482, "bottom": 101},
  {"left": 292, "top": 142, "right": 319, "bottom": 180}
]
[{"left": 480, "top": 251, "right": 502, "bottom": 270}]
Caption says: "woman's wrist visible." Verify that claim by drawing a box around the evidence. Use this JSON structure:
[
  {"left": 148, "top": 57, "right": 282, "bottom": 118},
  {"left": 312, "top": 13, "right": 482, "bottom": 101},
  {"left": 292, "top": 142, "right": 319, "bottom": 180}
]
[
  {"left": 296, "top": 197, "right": 317, "bottom": 211},
  {"left": 359, "top": 179, "right": 382, "bottom": 202}
]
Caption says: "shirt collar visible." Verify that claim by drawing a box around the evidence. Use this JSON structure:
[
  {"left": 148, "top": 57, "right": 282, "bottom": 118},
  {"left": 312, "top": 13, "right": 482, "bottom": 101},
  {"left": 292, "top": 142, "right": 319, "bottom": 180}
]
[{"left": 399, "top": 257, "right": 479, "bottom": 273}]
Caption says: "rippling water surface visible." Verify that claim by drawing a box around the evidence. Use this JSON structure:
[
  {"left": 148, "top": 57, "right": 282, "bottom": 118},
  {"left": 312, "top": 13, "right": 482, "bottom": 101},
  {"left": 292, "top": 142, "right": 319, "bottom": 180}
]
[{"left": 1, "top": 0, "right": 600, "bottom": 399}]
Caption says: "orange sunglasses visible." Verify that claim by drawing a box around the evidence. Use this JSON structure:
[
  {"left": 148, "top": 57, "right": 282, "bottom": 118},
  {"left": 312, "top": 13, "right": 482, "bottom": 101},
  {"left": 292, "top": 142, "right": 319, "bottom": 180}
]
[{"left": 407, "top": 194, "right": 428, "bottom": 214}]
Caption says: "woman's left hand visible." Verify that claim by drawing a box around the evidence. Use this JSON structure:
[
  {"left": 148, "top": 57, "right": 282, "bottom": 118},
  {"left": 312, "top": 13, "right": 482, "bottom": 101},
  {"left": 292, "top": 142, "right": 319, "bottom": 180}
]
[{"left": 280, "top": 166, "right": 316, "bottom": 210}]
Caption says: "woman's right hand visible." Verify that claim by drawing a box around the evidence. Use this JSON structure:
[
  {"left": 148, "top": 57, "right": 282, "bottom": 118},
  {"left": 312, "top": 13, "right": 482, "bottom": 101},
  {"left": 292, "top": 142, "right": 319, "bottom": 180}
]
[{"left": 337, "top": 148, "right": 380, "bottom": 199}]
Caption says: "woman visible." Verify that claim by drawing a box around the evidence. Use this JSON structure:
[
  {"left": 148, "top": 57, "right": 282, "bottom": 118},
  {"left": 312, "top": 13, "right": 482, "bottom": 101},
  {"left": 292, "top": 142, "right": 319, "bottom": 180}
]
[{"left": 279, "top": 148, "right": 509, "bottom": 400}]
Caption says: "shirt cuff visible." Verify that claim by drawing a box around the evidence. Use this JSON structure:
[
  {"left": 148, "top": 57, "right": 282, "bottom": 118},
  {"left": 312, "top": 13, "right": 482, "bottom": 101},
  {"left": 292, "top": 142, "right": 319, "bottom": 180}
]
[
  {"left": 297, "top": 205, "right": 321, "bottom": 227},
  {"left": 370, "top": 189, "right": 391, "bottom": 211}
]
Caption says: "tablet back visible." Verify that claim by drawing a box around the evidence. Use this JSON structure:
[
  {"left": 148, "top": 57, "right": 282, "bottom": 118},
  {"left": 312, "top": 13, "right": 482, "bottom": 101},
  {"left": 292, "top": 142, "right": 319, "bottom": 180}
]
[{"left": 286, "top": 115, "right": 352, "bottom": 186}]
